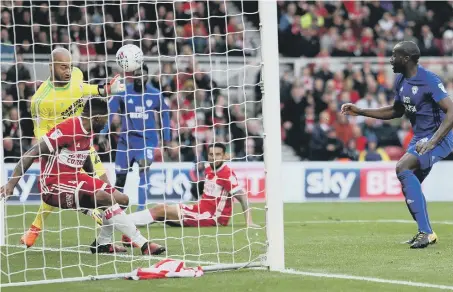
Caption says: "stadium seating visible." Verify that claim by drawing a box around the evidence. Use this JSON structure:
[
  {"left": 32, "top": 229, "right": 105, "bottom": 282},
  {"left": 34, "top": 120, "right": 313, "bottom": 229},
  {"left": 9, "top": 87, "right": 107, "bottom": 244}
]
[
  {"left": 1, "top": 1, "right": 259, "bottom": 163},
  {"left": 277, "top": 1, "right": 453, "bottom": 161},
  {"left": 3, "top": 1, "right": 453, "bottom": 162}
]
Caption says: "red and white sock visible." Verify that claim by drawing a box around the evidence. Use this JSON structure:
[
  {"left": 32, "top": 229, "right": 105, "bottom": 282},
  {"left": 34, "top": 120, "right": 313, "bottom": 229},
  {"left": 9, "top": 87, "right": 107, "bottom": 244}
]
[
  {"left": 127, "top": 209, "right": 155, "bottom": 227},
  {"left": 103, "top": 204, "right": 147, "bottom": 247}
]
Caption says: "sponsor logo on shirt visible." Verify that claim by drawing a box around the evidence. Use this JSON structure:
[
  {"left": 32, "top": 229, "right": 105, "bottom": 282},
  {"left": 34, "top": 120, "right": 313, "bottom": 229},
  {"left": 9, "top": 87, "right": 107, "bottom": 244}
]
[
  {"left": 438, "top": 83, "right": 447, "bottom": 93},
  {"left": 61, "top": 98, "right": 85, "bottom": 118},
  {"left": 50, "top": 129, "right": 63, "bottom": 140}
]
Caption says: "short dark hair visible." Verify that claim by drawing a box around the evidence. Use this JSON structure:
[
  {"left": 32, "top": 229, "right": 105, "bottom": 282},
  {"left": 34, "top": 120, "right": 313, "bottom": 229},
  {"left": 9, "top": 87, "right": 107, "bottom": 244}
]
[
  {"left": 134, "top": 64, "right": 148, "bottom": 75},
  {"left": 208, "top": 143, "right": 226, "bottom": 153},
  {"left": 82, "top": 98, "right": 108, "bottom": 117},
  {"left": 396, "top": 41, "right": 420, "bottom": 63}
]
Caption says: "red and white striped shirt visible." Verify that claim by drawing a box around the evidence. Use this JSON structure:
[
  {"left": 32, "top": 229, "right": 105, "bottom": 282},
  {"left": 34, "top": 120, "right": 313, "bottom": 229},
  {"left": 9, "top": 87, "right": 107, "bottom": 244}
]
[
  {"left": 200, "top": 164, "right": 242, "bottom": 226},
  {"left": 41, "top": 117, "right": 92, "bottom": 183}
]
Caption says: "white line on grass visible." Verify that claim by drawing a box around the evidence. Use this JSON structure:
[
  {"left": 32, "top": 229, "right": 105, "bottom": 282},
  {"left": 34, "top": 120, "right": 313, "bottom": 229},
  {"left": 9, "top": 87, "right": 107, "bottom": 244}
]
[
  {"left": 3, "top": 244, "right": 453, "bottom": 290},
  {"left": 283, "top": 219, "right": 453, "bottom": 225},
  {"left": 279, "top": 269, "right": 453, "bottom": 291}
]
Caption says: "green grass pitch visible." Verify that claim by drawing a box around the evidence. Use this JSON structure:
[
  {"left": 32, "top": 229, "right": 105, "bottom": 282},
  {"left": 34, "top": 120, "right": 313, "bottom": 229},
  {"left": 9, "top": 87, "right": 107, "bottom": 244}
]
[{"left": 1, "top": 202, "right": 453, "bottom": 291}]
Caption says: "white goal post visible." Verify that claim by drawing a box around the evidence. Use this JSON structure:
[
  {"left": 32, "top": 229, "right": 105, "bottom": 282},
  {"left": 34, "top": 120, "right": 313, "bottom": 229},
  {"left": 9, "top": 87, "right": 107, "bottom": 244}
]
[{"left": 0, "top": 0, "right": 284, "bottom": 286}]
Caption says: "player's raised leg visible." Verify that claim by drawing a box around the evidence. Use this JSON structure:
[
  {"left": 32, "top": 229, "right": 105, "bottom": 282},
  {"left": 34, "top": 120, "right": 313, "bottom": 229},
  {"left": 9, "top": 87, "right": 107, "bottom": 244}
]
[
  {"left": 122, "top": 204, "right": 181, "bottom": 247},
  {"left": 128, "top": 203, "right": 180, "bottom": 226},
  {"left": 86, "top": 188, "right": 166, "bottom": 255}
]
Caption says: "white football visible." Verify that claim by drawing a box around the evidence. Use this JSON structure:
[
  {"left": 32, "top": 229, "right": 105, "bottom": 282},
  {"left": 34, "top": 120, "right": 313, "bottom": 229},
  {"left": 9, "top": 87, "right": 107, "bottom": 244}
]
[{"left": 116, "top": 44, "right": 144, "bottom": 72}]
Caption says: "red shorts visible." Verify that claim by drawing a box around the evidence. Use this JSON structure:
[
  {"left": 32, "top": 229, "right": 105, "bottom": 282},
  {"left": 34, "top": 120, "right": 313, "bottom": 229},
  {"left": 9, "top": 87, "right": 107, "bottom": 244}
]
[
  {"left": 41, "top": 173, "right": 115, "bottom": 209},
  {"left": 178, "top": 203, "right": 217, "bottom": 227}
]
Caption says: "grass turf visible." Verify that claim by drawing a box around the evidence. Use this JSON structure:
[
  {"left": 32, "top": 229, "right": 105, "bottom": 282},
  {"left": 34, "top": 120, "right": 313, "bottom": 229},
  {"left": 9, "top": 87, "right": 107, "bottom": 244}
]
[{"left": 2, "top": 202, "right": 453, "bottom": 291}]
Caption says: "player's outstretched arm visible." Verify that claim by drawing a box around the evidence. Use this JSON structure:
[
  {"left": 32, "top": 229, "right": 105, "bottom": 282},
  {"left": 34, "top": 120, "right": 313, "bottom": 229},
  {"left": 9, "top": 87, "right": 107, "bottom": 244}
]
[
  {"left": 234, "top": 191, "right": 259, "bottom": 228},
  {"left": 1, "top": 140, "right": 50, "bottom": 199},
  {"left": 341, "top": 102, "right": 405, "bottom": 120},
  {"left": 417, "top": 97, "right": 453, "bottom": 154},
  {"left": 83, "top": 74, "right": 125, "bottom": 97}
]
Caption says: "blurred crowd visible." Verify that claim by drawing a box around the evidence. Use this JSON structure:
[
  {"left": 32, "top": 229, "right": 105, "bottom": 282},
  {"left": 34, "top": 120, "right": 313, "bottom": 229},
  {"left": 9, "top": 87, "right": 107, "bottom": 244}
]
[
  {"left": 1, "top": 0, "right": 263, "bottom": 164},
  {"left": 5, "top": 0, "right": 453, "bottom": 164},
  {"left": 278, "top": 1, "right": 453, "bottom": 58},
  {"left": 278, "top": 1, "right": 453, "bottom": 161}
]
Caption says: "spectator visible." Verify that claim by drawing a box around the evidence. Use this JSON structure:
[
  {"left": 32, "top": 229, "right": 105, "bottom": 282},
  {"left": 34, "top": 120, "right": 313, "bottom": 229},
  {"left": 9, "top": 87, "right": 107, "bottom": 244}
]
[
  {"left": 3, "top": 137, "right": 21, "bottom": 163},
  {"left": 443, "top": 29, "right": 453, "bottom": 55},
  {"left": 355, "top": 93, "right": 379, "bottom": 124},
  {"left": 358, "top": 135, "right": 390, "bottom": 161},
  {"left": 5, "top": 54, "right": 31, "bottom": 83},
  {"left": 308, "top": 111, "right": 331, "bottom": 160},
  {"left": 344, "top": 139, "right": 360, "bottom": 161},
  {"left": 335, "top": 113, "right": 354, "bottom": 145},
  {"left": 419, "top": 25, "right": 440, "bottom": 56},
  {"left": 87, "top": 55, "right": 113, "bottom": 84},
  {"left": 325, "top": 128, "right": 344, "bottom": 161},
  {"left": 281, "top": 83, "right": 307, "bottom": 157},
  {"left": 279, "top": 3, "right": 297, "bottom": 32},
  {"left": 1, "top": 29, "right": 14, "bottom": 56}
]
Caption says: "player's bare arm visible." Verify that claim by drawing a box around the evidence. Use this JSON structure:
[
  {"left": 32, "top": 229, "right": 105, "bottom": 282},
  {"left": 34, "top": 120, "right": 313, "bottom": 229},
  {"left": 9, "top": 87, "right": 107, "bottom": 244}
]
[
  {"left": 416, "top": 97, "right": 453, "bottom": 154},
  {"left": 82, "top": 155, "right": 95, "bottom": 177},
  {"left": 341, "top": 102, "right": 405, "bottom": 120},
  {"left": 234, "top": 190, "right": 259, "bottom": 228},
  {"left": 1, "top": 140, "right": 50, "bottom": 199}
]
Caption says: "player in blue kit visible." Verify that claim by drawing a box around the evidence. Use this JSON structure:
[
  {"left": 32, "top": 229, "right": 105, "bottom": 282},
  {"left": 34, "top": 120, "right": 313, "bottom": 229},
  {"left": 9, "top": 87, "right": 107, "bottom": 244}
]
[
  {"left": 105, "top": 64, "right": 171, "bottom": 211},
  {"left": 341, "top": 41, "right": 453, "bottom": 249}
]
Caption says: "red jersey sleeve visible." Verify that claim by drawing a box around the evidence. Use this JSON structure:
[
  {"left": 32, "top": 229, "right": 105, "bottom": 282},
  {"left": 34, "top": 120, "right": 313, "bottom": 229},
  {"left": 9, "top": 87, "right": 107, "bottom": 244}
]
[
  {"left": 42, "top": 118, "right": 81, "bottom": 153},
  {"left": 219, "top": 168, "right": 242, "bottom": 195}
]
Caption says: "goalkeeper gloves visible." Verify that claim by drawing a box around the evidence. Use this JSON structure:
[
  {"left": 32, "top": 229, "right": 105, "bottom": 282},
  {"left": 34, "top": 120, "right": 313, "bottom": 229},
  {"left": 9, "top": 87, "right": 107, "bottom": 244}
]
[
  {"left": 98, "top": 74, "right": 125, "bottom": 96},
  {"left": 80, "top": 208, "right": 103, "bottom": 225}
]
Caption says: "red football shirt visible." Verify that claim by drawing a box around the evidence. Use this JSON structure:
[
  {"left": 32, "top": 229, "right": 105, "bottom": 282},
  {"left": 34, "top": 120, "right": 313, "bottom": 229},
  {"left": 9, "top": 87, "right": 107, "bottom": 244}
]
[
  {"left": 41, "top": 117, "right": 92, "bottom": 184},
  {"left": 200, "top": 164, "right": 242, "bottom": 226}
]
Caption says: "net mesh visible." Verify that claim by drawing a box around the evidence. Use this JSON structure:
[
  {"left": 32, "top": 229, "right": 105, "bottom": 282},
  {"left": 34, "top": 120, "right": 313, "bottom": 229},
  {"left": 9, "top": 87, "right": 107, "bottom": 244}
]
[{"left": 1, "top": 0, "right": 267, "bottom": 285}]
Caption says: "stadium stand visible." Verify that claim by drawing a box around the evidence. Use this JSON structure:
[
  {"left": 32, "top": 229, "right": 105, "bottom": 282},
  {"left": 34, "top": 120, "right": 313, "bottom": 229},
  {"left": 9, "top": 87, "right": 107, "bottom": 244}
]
[
  {"left": 1, "top": 0, "right": 262, "bottom": 163},
  {"left": 3, "top": 1, "right": 453, "bottom": 162},
  {"left": 277, "top": 1, "right": 453, "bottom": 161}
]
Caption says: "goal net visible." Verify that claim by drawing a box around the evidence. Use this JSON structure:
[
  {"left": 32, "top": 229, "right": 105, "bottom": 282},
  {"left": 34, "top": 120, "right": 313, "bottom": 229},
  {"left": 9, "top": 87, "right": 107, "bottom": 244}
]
[{"left": 0, "top": 0, "right": 283, "bottom": 286}]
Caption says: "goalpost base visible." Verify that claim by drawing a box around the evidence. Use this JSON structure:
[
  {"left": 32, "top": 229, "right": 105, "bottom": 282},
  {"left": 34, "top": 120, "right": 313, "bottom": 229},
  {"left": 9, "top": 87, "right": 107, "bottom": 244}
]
[{"left": 0, "top": 261, "right": 266, "bottom": 287}]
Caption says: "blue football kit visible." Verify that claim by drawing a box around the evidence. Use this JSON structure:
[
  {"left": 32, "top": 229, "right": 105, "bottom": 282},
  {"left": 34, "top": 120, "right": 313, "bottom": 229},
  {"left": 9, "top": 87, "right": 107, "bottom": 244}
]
[
  {"left": 394, "top": 65, "right": 453, "bottom": 237},
  {"left": 106, "top": 83, "right": 171, "bottom": 208}
]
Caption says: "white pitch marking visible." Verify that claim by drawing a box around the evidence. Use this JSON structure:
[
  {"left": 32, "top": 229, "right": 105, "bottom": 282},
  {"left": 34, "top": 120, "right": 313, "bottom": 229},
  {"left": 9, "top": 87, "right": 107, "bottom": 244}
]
[
  {"left": 281, "top": 219, "right": 453, "bottom": 225},
  {"left": 279, "top": 269, "right": 453, "bottom": 291}
]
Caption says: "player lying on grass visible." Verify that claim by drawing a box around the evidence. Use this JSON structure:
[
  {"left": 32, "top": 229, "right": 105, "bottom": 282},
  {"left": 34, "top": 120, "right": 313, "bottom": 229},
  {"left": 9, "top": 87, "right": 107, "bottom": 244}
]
[
  {"left": 21, "top": 47, "right": 125, "bottom": 248},
  {"left": 1, "top": 98, "right": 165, "bottom": 255},
  {"left": 342, "top": 41, "right": 453, "bottom": 249},
  {"left": 102, "top": 64, "right": 171, "bottom": 212},
  {"left": 120, "top": 143, "right": 259, "bottom": 246}
]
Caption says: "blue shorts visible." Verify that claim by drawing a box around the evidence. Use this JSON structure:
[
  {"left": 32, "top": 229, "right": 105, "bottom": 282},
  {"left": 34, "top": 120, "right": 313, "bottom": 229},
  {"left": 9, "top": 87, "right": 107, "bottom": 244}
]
[
  {"left": 115, "top": 137, "right": 155, "bottom": 174},
  {"left": 407, "top": 135, "right": 453, "bottom": 170}
]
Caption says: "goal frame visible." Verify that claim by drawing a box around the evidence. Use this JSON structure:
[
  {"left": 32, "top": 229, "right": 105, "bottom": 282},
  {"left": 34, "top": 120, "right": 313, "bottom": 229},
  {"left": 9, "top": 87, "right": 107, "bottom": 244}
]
[{"left": 0, "top": 0, "right": 284, "bottom": 286}]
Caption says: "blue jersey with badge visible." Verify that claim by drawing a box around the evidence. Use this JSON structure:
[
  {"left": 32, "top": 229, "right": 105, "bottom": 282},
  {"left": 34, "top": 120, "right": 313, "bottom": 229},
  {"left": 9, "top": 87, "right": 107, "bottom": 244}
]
[
  {"left": 394, "top": 65, "right": 451, "bottom": 140},
  {"left": 107, "top": 83, "right": 171, "bottom": 146}
]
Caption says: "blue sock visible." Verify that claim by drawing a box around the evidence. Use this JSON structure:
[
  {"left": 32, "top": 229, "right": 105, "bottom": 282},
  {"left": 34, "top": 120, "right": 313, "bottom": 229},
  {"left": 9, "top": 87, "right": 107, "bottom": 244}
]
[
  {"left": 397, "top": 170, "right": 432, "bottom": 234},
  {"left": 401, "top": 190, "right": 416, "bottom": 222},
  {"left": 138, "top": 170, "right": 148, "bottom": 211}
]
